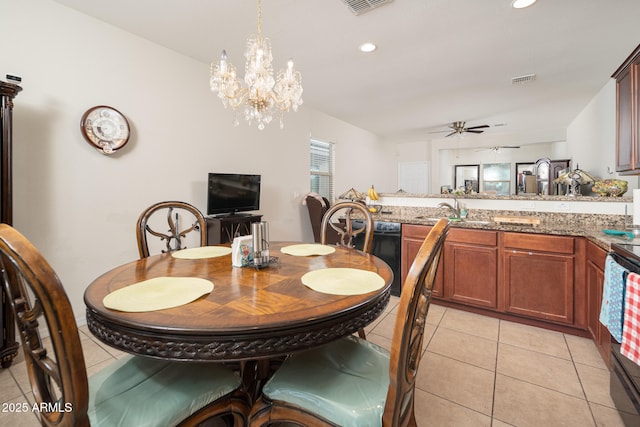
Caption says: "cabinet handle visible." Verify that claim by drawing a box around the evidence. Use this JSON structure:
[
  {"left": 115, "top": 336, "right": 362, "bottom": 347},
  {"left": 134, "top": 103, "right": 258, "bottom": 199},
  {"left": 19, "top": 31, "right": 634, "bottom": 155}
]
[{"left": 529, "top": 251, "right": 533, "bottom": 256}]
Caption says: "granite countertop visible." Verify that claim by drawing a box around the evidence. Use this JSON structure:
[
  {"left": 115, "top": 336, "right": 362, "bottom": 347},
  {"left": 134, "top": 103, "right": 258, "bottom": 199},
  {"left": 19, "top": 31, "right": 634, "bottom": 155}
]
[{"left": 369, "top": 208, "right": 635, "bottom": 251}]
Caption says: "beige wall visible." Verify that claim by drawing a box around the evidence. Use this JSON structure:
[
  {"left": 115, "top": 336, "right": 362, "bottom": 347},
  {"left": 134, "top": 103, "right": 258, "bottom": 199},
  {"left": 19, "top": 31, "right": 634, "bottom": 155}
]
[{"left": 3, "top": 0, "right": 395, "bottom": 320}]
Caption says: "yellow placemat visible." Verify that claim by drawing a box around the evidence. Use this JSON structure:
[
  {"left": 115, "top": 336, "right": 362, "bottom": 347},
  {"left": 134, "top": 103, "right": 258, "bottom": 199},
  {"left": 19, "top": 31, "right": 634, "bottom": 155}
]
[
  {"left": 301, "top": 268, "right": 385, "bottom": 295},
  {"left": 171, "top": 246, "right": 232, "bottom": 259},
  {"left": 103, "top": 277, "right": 213, "bottom": 312},
  {"left": 280, "top": 244, "right": 336, "bottom": 256}
]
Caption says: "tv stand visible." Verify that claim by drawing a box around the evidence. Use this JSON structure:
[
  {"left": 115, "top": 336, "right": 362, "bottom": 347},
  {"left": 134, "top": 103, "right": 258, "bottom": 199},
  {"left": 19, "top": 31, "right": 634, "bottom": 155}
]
[{"left": 206, "top": 214, "right": 262, "bottom": 244}]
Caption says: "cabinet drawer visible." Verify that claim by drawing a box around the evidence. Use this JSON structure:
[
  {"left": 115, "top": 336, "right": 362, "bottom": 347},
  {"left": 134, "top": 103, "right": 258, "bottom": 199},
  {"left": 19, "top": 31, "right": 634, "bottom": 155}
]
[
  {"left": 448, "top": 228, "right": 497, "bottom": 246},
  {"left": 402, "top": 224, "right": 431, "bottom": 239},
  {"left": 503, "top": 232, "right": 574, "bottom": 254}
]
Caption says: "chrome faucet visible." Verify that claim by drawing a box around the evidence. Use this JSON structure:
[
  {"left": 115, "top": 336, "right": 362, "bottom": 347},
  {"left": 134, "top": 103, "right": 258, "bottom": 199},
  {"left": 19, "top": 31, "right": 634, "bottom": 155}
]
[{"left": 437, "top": 198, "right": 461, "bottom": 219}]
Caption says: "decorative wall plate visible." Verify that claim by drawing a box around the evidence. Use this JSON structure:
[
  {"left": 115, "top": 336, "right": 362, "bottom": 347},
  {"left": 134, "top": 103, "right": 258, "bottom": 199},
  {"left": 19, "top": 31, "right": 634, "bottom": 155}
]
[{"left": 80, "top": 105, "right": 130, "bottom": 154}]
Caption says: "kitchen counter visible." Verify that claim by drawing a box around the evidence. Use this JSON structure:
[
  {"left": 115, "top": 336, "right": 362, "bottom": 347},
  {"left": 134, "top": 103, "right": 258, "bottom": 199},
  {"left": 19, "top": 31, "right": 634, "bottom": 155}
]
[{"left": 369, "top": 207, "right": 633, "bottom": 251}]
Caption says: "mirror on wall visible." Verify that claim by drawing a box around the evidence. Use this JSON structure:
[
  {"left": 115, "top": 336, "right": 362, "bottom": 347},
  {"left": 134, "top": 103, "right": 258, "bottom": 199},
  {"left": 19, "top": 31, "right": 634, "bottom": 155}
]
[
  {"left": 516, "top": 162, "right": 535, "bottom": 194},
  {"left": 454, "top": 164, "right": 479, "bottom": 193}
]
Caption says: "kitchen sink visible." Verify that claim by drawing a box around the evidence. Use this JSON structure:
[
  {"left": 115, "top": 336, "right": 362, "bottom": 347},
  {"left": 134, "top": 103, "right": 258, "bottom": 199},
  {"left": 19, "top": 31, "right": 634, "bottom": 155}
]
[{"left": 413, "top": 216, "right": 493, "bottom": 225}]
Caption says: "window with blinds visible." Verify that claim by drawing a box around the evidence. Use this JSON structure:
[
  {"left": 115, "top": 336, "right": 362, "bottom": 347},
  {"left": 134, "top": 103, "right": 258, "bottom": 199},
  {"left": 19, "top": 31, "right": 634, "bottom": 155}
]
[{"left": 310, "top": 139, "right": 334, "bottom": 201}]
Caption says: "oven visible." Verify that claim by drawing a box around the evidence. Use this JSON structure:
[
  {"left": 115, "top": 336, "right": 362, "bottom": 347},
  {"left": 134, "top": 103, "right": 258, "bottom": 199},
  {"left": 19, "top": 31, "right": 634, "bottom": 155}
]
[
  {"left": 607, "top": 243, "right": 640, "bottom": 424},
  {"left": 353, "top": 220, "right": 401, "bottom": 297}
]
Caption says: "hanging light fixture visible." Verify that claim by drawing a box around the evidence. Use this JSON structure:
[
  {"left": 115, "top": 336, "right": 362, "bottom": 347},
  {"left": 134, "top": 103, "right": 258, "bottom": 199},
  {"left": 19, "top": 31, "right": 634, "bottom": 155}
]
[{"left": 209, "top": 0, "right": 303, "bottom": 130}]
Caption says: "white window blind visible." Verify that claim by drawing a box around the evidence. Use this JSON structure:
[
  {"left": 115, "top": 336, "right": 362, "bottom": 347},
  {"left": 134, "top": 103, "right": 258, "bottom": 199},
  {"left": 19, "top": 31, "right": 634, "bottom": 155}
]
[{"left": 310, "top": 139, "right": 334, "bottom": 201}]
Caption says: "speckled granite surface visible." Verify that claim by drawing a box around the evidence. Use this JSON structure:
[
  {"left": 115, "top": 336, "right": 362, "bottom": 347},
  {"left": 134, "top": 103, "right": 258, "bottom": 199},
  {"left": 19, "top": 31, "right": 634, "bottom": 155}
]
[{"left": 368, "top": 205, "right": 634, "bottom": 251}]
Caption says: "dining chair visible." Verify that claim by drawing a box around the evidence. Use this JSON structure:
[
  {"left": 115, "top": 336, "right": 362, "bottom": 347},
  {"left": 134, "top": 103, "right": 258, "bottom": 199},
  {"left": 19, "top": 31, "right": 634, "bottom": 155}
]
[
  {"left": 136, "top": 200, "right": 208, "bottom": 258},
  {"left": 0, "top": 224, "right": 250, "bottom": 427},
  {"left": 249, "top": 218, "right": 450, "bottom": 427},
  {"left": 320, "top": 201, "right": 374, "bottom": 253},
  {"left": 320, "top": 200, "right": 374, "bottom": 339},
  {"left": 304, "top": 194, "right": 334, "bottom": 244}
]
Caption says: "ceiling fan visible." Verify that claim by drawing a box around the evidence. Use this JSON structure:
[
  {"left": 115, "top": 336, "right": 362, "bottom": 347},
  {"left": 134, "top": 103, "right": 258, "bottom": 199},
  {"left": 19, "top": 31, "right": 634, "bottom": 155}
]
[{"left": 429, "top": 121, "right": 490, "bottom": 137}]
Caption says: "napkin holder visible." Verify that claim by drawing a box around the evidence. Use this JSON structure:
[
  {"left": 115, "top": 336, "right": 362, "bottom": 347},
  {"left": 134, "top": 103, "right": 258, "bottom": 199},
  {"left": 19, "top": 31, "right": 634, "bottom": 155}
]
[
  {"left": 231, "top": 235, "right": 253, "bottom": 267},
  {"left": 252, "top": 222, "right": 271, "bottom": 268}
]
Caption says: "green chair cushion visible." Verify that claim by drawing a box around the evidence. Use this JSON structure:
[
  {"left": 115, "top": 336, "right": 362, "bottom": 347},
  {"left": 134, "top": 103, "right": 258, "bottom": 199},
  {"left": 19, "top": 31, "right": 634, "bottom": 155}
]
[
  {"left": 88, "top": 356, "right": 240, "bottom": 427},
  {"left": 262, "top": 335, "right": 390, "bottom": 427}
]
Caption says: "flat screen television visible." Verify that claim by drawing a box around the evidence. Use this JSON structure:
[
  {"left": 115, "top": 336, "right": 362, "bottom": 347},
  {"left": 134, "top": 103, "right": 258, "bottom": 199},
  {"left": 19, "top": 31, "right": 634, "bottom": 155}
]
[{"left": 207, "top": 173, "right": 261, "bottom": 216}]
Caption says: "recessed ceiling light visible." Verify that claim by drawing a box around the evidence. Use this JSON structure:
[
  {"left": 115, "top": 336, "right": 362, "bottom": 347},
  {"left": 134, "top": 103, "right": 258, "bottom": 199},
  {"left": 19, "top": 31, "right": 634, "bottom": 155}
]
[
  {"left": 512, "top": 0, "right": 537, "bottom": 9},
  {"left": 359, "top": 42, "right": 377, "bottom": 53}
]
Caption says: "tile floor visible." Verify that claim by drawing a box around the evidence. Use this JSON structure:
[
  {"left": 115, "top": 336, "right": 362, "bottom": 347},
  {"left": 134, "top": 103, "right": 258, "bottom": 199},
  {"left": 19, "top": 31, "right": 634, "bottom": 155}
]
[{"left": 1, "top": 296, "right": 638, "bottom": 426}]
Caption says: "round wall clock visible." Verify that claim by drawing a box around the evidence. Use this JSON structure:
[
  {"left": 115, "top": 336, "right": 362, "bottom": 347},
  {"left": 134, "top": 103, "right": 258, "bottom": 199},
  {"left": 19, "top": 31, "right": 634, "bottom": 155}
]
[{"left": 80, "top": 105, "right": 130, "bottom": 155}]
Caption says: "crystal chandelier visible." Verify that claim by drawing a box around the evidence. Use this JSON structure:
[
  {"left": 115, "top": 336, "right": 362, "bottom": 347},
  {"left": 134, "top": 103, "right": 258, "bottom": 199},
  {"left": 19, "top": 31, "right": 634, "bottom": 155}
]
[{"left": 209, "top": 0, "right": 303, "bottom": 130}]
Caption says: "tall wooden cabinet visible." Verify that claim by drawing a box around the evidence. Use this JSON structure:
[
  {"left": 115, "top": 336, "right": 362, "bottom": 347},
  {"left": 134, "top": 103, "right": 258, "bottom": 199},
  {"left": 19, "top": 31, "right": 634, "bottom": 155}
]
[
  {"left": 613, "top": 43, "right": 640, "bottom": 174},
  {"left": 0, "top": 80, "right": 21, "bottom": 368}
]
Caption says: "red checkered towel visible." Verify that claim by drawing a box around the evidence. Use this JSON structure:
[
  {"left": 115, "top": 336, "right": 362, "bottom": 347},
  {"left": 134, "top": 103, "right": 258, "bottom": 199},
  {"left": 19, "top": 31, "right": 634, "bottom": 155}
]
[{"left": 622, "top": 272, "right": 640, "bottom": 365}]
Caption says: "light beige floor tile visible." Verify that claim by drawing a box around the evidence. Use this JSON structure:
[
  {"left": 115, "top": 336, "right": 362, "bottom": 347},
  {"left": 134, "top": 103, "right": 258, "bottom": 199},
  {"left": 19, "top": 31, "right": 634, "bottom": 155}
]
[
  {"left": 367, "top": 332, "right": 392, "bottom": 351},
  {"left": 494, "top": 374, "right": 595, "bottom": 427},
  {"left": 426, "top": 303, "right": 446, "bottom": 326},
  {"left": 416, "top": 351, "right": 494, "bottom": 415},
  {"left": 575, "top": 362, "right": 619, "bottom": 409},
  {"left": 79, "top": 335, "right": 116, "bottom": 368},
  {"left": 565, "top": 333, "right": 608, "bottom": 370},
  {"left": 497, "top": 343, "right": 584, "bottom": 397},
  {"left": 413, "top": 388, "right": 491, "bottom": 427},
  {"left": 589, "top": 401, "right": 635, "bottom": 427},
  {"left": 439, "top": 308, "right": 499, "bottom": 341},
  {"left": 0, "top": 366, "right": 23, "bottom": 401},
  {"left": 499, "top": 320, "right": 571, "bottom": 359},
  {"left": 0, "top": 396, "right": 39, "bottom": 426},
  {"left": 8, "top": 360, "right": 30, "bottom": 398},
  {"left": 491, "top": 420, "right": 515, "bottom": 427},
  {"left": 369, "top": 310, "right": 396, "bottom": 339},
  {"left": 427, "top": 327, "right": 497, "bottom": 371}
]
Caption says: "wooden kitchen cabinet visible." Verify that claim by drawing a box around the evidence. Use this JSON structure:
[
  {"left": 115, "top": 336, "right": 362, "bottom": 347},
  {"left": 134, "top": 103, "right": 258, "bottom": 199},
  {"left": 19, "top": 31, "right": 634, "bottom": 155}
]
[
  {"left": 613, "top": 43, "right": 640, "bottom": 174},
  {"left": 402, "top": 225, "right": 498, "bottom": 305},
  {"left": 402, "top": 224, "right": 443, "bottom": 297},
  {"left": 402, "top": 225, "right": 588, "bottom": 331},
  {"left": 586, "top": 241, "right": 611, "bottom": 366},
  {"left": 444, "top": 228, "right": 498, "bottom": 309},
  {"left": 502, "top": 233, "right": 586, "bottom": 327}
]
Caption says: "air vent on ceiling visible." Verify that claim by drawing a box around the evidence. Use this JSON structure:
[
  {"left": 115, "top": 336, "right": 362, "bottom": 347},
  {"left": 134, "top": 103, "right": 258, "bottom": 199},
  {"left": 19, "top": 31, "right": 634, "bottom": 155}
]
[
  {"left": 341, "top": 0, "right": 394, "bottom": 15},
  {"left": 511, "top": 74, "right": 536, "bottom": 85}
]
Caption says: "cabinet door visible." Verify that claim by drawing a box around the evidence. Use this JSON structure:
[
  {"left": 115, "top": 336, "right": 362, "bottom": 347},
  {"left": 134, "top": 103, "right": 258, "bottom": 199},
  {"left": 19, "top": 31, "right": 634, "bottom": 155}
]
[
  {"left": 586, "top": 241, "right": 610, "bottom": 366},
  {"left": 616, "top": 64, "right": 635, "bottom": 172},
  {"left": 503, "top": 249, "right": 574, "bottom": 324},
  {"left": 444, "top": 241, "right": 498, "bottom": 308},
  {"left": 401, "top": 225, "right": 443, "bottom": 297}
]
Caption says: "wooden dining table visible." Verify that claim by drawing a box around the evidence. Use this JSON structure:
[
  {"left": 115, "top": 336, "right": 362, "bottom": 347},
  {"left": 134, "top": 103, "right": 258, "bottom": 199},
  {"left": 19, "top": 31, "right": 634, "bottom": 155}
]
[{"left": 84, "top": 242, "right": 393, "bottom": 364}]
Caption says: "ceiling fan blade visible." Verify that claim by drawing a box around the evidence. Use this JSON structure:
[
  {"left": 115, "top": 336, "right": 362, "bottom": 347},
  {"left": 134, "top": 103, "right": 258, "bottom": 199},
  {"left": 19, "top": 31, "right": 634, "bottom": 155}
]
[
  {"left": 466, "top": 130, "right": 485, "bottom": 134},
  {"left": 499, "top": 145, "right": 520, "bottom": 149},
  {"left": 465, "top": 125, "right": 490, "bottom": 130},
  {"left": 427, "top": 130, "right": 451, "bottom": 134},
  {"left": 445, "top": 131, "right": 457, "bottom": 137}
]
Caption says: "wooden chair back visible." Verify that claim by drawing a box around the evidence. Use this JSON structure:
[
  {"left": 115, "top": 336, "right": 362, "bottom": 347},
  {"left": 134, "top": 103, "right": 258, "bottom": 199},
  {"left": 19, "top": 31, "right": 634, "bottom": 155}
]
[
  {"left": 0, "top": 224, "right": 91, "bottom": 426},
  {"left": 383, "top": 218, "right": 449, "bottom": 425},
  {"left": 136, "top": 201, "right": 207, "bottom": 258},
  {"left": 305, "top": 194, "right": 333, "bottom": 244},
  {"left": 320, "top": 201, "right": 374, "bottom": 253}
]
